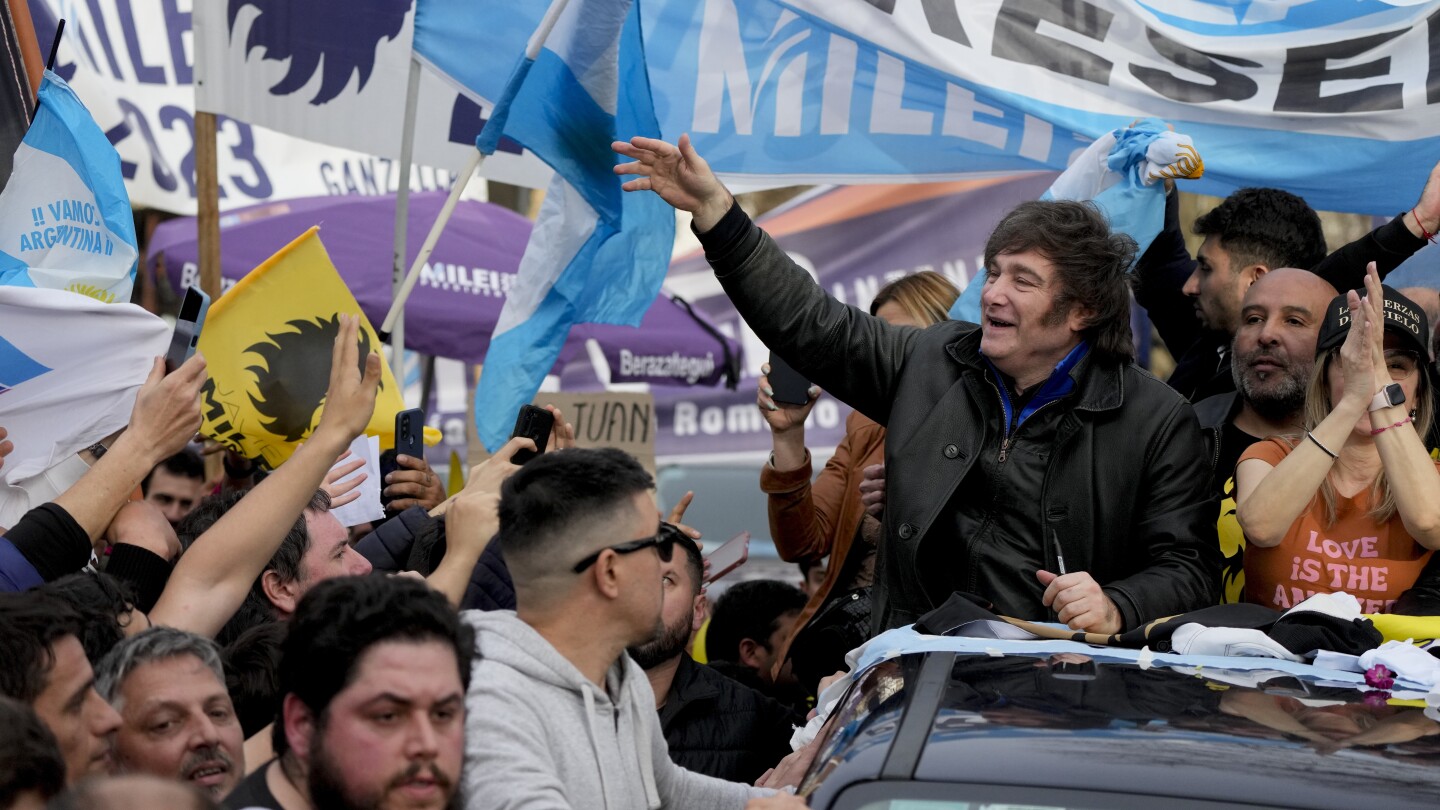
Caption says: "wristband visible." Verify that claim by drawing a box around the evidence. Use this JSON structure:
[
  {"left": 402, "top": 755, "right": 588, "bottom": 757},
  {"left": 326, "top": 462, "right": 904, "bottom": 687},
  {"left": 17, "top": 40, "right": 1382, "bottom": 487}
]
[
  {"left": 1305, "top": 431, "right": 1338, "bottom": 459},
  {"left": 1370, "top": 415, "right": 1413, "bottom": 436},
  {"left": 1414, "top": 208, "right": 1437, "bottom": 244}
]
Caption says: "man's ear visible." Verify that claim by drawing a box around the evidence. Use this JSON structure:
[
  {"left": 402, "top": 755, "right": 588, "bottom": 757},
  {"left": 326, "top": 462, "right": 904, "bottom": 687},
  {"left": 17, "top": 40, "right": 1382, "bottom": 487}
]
[
  {"left": 738, "top": 638, "right": 766, "bottom": 670},
  {"left": 282, "top": 693, "right": 316, "bottom": 767},
  {"left": 690, "top": 593, "right": 708, "bottom": 634},
  {"left": 1245, "top": 264, "right": 1270, "bottom": 286},
  {"left": 591, "top": 551, "right": 623, "bottom": 600},
  {"left": 262, "top": 570, "right": 301, "bottom": 617}
]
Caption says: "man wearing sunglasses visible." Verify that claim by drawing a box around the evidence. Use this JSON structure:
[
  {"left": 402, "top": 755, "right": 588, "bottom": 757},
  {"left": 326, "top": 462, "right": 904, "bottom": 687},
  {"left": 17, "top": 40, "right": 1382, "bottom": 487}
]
[{"left": 461, "top": 448, "right": 776, "bottom": 809}]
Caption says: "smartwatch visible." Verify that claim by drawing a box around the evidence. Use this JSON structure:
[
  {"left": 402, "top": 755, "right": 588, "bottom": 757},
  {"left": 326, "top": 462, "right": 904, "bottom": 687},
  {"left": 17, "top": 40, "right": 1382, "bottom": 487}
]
[{"left": 1369, "top": 382, "right": 1406, "bottom": 412}]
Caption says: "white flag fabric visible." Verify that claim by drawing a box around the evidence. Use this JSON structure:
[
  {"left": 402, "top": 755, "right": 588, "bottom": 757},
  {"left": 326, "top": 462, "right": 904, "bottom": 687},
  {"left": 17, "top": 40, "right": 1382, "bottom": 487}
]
[
  {"left": 0, "top": 287, "right": 169, "bottom": 494},
  {"left": 191, "top": 0, "right": 551, "bottom": 192}
]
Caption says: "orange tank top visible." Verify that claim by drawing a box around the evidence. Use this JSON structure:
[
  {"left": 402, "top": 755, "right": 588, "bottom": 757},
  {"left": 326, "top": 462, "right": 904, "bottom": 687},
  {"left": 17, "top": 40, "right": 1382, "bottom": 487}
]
[{"left": 1240, "top": 438, "right": 1435, "bottom": 613}]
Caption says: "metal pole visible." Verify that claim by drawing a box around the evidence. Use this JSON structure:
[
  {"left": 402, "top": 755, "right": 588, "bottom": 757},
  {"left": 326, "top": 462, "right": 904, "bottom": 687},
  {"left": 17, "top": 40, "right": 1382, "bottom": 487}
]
[
  {"left": 391, "top": 56, "right": 421, "bottom": 401},
  {"left": 381, "top": 148, "right": 484, "bottom": 333}
]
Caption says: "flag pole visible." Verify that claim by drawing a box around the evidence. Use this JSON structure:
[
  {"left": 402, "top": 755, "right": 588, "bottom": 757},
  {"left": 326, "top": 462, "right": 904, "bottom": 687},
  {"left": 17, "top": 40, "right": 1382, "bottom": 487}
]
[
  {"left": 381, "top": 0, "right": 574, "bottom": 335},
  {"left": 381, "top": 148, "right": 483, "bottom": 334},
  {"left": 389, "top": 55, "right": 422, "bottom": 398}
]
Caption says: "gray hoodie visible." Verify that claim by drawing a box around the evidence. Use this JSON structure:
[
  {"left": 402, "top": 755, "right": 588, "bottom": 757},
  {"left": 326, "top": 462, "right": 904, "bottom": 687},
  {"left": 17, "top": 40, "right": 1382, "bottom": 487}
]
[{"left": 461, "top": 610, "right": 770, "bottom": 810}]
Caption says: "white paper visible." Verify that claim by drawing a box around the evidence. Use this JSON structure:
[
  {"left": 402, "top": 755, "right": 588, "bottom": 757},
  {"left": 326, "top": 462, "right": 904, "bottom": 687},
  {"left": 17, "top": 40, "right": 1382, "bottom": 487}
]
[{"left": 328, "top": 435, "right": 384, "bottom": 528}]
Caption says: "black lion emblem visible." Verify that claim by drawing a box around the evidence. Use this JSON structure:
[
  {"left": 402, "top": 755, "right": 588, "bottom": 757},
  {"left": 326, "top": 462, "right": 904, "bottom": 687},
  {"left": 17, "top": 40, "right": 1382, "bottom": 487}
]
[
  {"left": 245, "top": 315, "right": 382, "bottom": 442},
  {"left": 228, "top": 0, "right": 412, "bottom": 105}
]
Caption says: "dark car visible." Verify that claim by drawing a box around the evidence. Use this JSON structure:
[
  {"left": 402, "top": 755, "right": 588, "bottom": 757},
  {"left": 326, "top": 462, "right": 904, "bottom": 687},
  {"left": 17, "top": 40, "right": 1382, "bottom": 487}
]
[{"left": 800, "top": 648, "right": 1440, "bottom": 809}]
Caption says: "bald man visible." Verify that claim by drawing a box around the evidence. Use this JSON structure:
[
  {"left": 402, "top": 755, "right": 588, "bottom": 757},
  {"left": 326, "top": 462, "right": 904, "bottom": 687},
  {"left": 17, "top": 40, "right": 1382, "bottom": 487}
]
[{"left": 1193, "top": 268, "right": 1338, "bottom": 603}]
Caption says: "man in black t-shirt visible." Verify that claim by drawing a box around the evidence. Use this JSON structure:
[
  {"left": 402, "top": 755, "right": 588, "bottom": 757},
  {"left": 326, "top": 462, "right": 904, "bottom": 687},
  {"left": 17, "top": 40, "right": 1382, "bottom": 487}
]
[{"left": 1194, "top": 269, "right": 1337, "bottom": 602}]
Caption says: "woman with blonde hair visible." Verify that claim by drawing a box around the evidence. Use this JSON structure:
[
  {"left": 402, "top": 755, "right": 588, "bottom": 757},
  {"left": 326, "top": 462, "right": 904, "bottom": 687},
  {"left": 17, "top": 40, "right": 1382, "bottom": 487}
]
[
  {"left": 757, "top": 271, "right": 959, "bottom": 690},
  {"left": 1236, "top": 265, "right": 1440, "bottom": 614}
]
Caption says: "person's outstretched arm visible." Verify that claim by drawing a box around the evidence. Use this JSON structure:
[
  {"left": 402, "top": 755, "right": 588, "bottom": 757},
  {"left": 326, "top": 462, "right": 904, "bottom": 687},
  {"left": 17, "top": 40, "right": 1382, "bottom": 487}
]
[
  {"left": 615, "top": 134, "right": 917, "bottom": 425},
  {"left": 1312, "top": 160, "right": 1440, "bottom": 290},
  {"left": 150, "top": 315, "right": 382, "bottom": 637},
  {"left": 426, "top": 437, "right": 532, "bottom": 607}
]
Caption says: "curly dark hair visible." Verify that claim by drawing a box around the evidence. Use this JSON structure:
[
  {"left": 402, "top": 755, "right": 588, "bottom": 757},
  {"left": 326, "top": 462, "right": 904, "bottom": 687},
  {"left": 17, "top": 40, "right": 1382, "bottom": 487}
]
[
  {"left": 984, "top": 200, "right": 1138, "bottom": 363},
  {"left": 0, "top": 590, "right": 84, "bottom": 703},
  {"left": 273, "top": 575, "right": 473, "bottom": 755},
  {"left": 1193, "top": 187, "right": 1326, "bottom": 272}
]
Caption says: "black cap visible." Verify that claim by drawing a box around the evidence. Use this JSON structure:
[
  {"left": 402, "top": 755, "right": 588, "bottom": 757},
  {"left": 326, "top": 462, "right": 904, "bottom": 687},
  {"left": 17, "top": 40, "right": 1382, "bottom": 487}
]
[{"left": 1315, "top": 285, "right": 1430, "bottom": 359}]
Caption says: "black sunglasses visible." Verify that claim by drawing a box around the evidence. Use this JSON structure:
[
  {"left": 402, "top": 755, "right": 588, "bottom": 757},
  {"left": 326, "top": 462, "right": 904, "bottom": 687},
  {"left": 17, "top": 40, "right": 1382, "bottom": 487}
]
[{"left": 572, "top": 523, "right": 680, "bottom": 573}]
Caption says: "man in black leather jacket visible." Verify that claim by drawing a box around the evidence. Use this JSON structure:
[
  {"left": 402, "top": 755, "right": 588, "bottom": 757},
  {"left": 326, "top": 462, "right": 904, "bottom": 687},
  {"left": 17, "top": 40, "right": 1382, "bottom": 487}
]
[{"left": 616, "top": 135, "right": 1220, "bottom": 636}]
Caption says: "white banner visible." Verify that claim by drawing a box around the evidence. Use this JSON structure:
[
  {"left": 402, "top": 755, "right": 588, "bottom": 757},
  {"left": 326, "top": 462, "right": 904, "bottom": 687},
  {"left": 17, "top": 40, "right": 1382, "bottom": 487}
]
[
  {"left": 26, "top": 0, "right": 547, "bottom": 214},
  {"left": 642, "top": 0, "right": 1440, "bottom": 215},
  {"left": 192, "top": 0, "right": 550, "bottom": 195}
]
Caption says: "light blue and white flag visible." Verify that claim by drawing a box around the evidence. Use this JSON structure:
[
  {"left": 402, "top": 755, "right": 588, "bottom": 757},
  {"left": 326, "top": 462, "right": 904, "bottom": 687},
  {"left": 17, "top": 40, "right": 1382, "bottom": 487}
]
[
  {"left": 639, "top": 0, "right": 1440, "bottom": 216},
  {"left": 950, "top": 119, "right": 1204, "bottom": 322},
  {"left": 0, "top": 70, "right": 138, "bottom": 303},
  {"left": 418, "top": 0, "right": 673, "bottom": 451}
]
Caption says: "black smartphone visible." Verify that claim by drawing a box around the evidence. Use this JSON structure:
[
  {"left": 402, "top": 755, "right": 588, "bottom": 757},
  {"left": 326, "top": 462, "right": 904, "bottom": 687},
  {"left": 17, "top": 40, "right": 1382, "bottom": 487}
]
[
  {"left": 165, "top": 287, "right": 211, "bottom": 372},
  {"left": 509, "top": 405, "right": 555, "bottom": 465},
  {"left": 394, "top": 408, "right": 424, "bottom": 461},
  {"left": 767, "top": 351, "right": 811, "bottom": 406}
]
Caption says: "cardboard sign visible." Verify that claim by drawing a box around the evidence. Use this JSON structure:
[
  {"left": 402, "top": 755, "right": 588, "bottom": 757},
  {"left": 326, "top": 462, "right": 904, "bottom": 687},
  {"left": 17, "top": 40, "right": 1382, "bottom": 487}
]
[{"left": 467, "top": 391, "right": 656, "bottom": 475}]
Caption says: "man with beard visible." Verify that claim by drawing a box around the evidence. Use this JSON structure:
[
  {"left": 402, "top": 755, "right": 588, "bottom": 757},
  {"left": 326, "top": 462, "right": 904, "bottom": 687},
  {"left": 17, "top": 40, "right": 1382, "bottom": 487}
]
[
  {"left": 1137, "top": 162, "right": 1440, "bottom": 404},
  {"left": 630, "top": 525, "right": 798, "bottom": 783},
  {"left": 1194, "top": 268, "right": 1338, "bottom": 602},
  {"left": 224, "top": 575, "right": 470, "bottom": 810},
  {"left": 463, "top": 448, "right": 785, "bottom": 809},
  {"left": 95, "top": 628, "right": 245, "bottom": 800}
]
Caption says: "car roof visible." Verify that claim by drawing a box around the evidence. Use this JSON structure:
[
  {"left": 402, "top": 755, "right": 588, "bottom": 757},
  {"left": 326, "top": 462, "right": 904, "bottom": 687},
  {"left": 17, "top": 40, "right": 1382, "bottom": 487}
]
[{"left": 803, "top": 649, "right": 1440, "bottom": 810}]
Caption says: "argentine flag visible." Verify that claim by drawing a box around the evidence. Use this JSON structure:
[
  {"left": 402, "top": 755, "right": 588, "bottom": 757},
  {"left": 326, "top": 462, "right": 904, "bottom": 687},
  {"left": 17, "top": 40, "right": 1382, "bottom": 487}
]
[
  {"left": 444, "top": 0, "right": 672, "bottom": 451},
  {"left": 0, "top": 71, "right": 138, "bottom": 304},
  {"left": 950, "top": 120, "right": 1203, "bottom": 324}
]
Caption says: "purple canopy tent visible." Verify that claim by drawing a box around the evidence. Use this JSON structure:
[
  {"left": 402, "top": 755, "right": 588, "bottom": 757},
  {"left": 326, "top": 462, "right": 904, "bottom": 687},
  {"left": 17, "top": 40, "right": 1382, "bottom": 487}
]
[{"left": 148, "top": 192, "right": 740, "bottom": 387}]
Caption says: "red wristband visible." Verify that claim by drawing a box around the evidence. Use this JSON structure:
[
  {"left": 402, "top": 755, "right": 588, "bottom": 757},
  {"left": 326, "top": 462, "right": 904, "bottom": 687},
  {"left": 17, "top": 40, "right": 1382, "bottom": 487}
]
[
  {"left": 1414, "top": 208, "right": 1437, "bottom": 244},
  {"left": 1370, "top": 415, "right": 1413, "bottom": 436}
]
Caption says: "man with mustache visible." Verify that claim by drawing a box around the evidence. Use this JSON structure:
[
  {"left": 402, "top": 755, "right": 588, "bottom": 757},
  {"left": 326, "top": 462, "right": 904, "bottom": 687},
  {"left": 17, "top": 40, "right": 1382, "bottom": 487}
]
[
  {"left": 96, "top": 628, "right": 246, "bottom": 800},
  {"left": 1195, "top": 268, "right": 1337, "bottom": 602},
  {"left": 224, "top": 576, "right": 471, "bottom": 810}
]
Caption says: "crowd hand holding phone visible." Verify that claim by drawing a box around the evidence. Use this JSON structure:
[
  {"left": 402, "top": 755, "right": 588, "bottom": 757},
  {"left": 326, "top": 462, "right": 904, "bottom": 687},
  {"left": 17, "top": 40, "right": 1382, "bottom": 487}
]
[
  {"left": 759, "top": 362, "right": 821, "bottom": 474},
  {"left": 113, "top": 354, "right": 208, "bottom": 469},
  {"left": 428, "top": 435, "right": 537, "bottom": 518},
  {"left": 384, "top": 454, "right": 445, "bottom": 511}
]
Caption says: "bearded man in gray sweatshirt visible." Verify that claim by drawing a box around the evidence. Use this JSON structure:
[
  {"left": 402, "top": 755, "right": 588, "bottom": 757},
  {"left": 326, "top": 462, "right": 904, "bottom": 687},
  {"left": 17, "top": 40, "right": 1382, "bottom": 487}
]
[{"left": 462, "top": 448, "right": 797, "bottom": 810}]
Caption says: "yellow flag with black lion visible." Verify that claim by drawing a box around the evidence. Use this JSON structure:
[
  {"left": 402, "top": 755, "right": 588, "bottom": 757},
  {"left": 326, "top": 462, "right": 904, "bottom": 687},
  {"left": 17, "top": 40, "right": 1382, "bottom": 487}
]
[{"left": 197, "top": 227, "right": 439, "bottom": 470}]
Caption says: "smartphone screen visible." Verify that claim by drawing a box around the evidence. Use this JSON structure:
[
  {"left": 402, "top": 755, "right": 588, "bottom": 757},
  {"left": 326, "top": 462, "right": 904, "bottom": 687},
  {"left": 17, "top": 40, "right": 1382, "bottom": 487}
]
[{"left": 703, "top": 531, "right": 750, "bottom": 584}]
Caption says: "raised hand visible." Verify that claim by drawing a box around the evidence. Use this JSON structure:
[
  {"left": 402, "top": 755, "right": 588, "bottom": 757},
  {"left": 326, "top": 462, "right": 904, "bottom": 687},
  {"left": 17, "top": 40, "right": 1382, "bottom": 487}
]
[
  {"left": 665, "top": 490, "right": 702, "bottom": 542},
  {"left": 1408, "top": 159, "right": 1440, "bottom": 239},
  {"left": 758, "top": 364, "right": 820, "bottom": 434},
  {"left": 313, "top": 314, "right": 382, "bottom": 446},
  {"left": 124, "top": 354, "right": 207, "bottom": 465},
  {"left": 613, "top": 133, "right": 733, "bottom": 230},
  {"left": 0, "top": 426, "right": 11, "bottom": 473},
  {"left": 541, "top": 404, "right": 576, "bottom": 452},
  {"left": 1337, "top": 281, "right": 1379, "bottom": 408},
  {"left": 321, "top": 450, "right": 367, "bottom": 509}
]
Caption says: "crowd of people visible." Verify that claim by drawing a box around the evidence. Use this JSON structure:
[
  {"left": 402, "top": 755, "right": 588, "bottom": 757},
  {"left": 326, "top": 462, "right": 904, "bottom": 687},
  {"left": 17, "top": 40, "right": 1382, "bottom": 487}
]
[{"left": 0, "top": 130, "right": 1437, "bottom": 808}]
